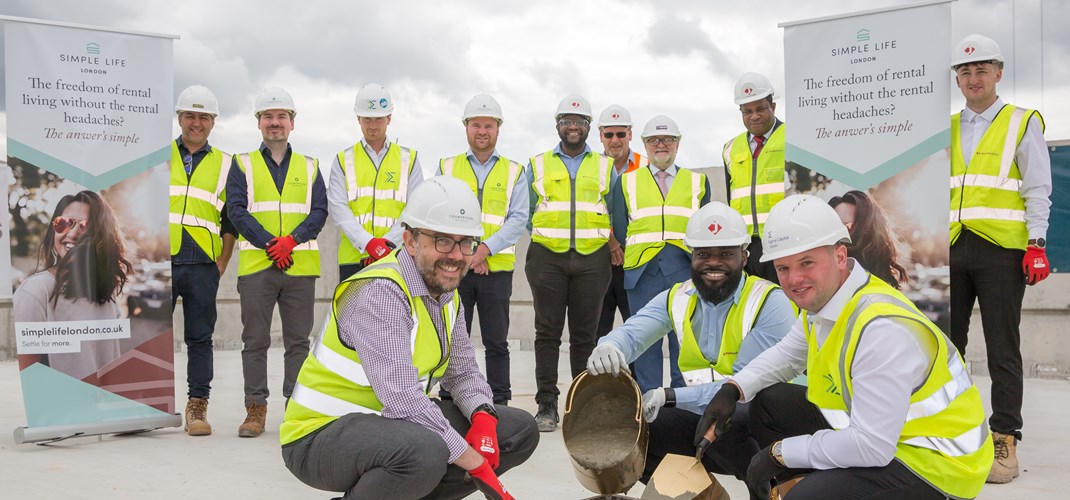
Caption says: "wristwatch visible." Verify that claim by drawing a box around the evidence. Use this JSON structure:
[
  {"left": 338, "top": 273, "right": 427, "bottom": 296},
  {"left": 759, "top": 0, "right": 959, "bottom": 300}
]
[
  {"left": 1028, "top": 238, "right": 1046, "bottom": 249},
  {"left": 771, "top": 440, "right": 786, "bottom": 467},
  {"left": 664, "top": 387, "right": 677, "bottom": 408},
  {"left": 473, "top": 403, "right": 499, "bottom": 420}
]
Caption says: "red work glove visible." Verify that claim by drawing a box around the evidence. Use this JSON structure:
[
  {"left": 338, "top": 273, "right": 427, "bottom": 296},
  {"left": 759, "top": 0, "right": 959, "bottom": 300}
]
[
  {"left": 467, "top": 459, "right": 514, "bottom": 500},
  {"left": 365, "top": 237, "right": 394, "bottom": 261},
  {"left": 274, "top": 254, "right": 294, "bottom": 271},
  {"left": 1023, "top": 246, "right": 1051, "bottom": 285},
  {"left": 266, "top": 235, "right": 297, "bottom": 261},
  {"left": 465, "top": 411, "right": 500, "bottom": 470}
]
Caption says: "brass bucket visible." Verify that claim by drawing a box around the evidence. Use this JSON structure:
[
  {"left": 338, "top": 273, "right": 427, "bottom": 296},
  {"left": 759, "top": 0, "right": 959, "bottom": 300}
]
[{"left": 562, "top": 370, "right": 648, "bottom": 495}]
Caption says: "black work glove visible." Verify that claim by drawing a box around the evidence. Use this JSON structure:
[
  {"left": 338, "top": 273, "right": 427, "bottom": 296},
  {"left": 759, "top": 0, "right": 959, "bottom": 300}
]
[
  {"left": 746, "top": 443, "right": 786, "bottom": 500},
  {"left": 694, "top": 382, "right": 741, "bottom": 446}
]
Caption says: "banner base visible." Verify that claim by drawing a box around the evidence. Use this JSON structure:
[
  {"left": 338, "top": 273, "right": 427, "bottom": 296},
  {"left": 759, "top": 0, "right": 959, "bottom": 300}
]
[{"left": 13, "top": 413, "right": 181, "bottom": 445}]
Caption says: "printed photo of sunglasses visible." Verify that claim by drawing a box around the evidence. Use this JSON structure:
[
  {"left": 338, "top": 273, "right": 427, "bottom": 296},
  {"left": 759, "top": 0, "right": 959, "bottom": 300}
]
[{"left": 52, "top": 216, "right": 89, "bottom": 235}]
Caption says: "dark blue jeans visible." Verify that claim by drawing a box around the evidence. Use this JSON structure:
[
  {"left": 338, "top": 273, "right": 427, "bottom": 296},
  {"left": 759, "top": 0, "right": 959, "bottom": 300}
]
[{"left": 172, "top": 263, "right": 220, "bottom": 399}]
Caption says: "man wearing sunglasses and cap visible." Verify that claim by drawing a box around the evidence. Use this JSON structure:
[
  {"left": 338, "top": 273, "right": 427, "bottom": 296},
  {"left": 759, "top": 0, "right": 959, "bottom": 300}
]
[
  {"left": 169, "top": 85, "right": 236, "bottom": 436},
  {"left": 281, "top": 176, "right": 538, "bottom": 500}
]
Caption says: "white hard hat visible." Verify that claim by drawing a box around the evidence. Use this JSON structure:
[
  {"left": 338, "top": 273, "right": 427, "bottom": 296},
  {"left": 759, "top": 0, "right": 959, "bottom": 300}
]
[
  {"left": 952, "top": 34, "right": 1005, "bottom": 69},
  {"left": 399, "top": 176, "right": 483, "bottom": 237},
  {"left": 254, "top": 87, "right": 296, "bottom": 117},
  {"left": 176, "top": 85, "right": 219, "bottom": 116},
  {"left": 354, "top": 83, "right": 394, "bottom": 117},
  {"left": 598, "top": 104, "right": 632, "bottom": 128},
  {"left": 462, "top": 94, "right": 503, "bottom": 125},
  {"left": 555, "top": 95, "right": 593, "bottom": 120},
  {"left": 734, "top": 72, "right": 774, "bottom": 105},
  {"left": 684, "top": 202, "right": 750, "bottom": 248},
  {"left": 641, "top": 115, "right": 682, "bottom": 139},
  {"left": 760, "top": 194, "right": 851, "bottom": 263}
]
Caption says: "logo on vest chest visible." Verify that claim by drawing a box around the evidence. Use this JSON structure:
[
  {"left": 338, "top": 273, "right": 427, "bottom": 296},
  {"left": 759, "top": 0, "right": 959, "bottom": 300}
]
[{"left": 822, "top": 373, "right": 841, "bottom": 396}]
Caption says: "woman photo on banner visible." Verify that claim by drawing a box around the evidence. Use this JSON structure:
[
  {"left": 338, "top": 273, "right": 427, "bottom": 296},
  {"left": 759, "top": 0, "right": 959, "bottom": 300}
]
[
  {"left": 14, "top": 190, "right": 132, "bottom": 380},
  {"left": 829, "top": 190, "right": 909, "bottom": 289}
]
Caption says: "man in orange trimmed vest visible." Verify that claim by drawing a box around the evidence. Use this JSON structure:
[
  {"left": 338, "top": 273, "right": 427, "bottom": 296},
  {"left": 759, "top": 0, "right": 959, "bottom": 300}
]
[
  {"left": 225, "top": 87, "right": 328, "bottom": 438},
  {"left": 596, "top": 104, "right": 641, "bottom": 345},
  {"left": 949, "top": 34, "right": 1053, "bottom": 484}
]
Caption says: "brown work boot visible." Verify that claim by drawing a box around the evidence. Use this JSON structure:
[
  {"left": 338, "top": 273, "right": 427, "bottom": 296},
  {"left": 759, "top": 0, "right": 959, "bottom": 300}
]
[
  {"left": 987, "top": 432, "right": 1020, "bottom": 483},
  {"left": 184, "top": 397, "right": 212, "bottom": 436},
  {"left": 238, "top": 402, "right": 267, "bottom": 438}
]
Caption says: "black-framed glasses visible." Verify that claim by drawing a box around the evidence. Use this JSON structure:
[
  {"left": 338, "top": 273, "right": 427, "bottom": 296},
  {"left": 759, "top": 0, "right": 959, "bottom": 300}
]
[
  {"left": 643, "top": 136, "right": 678, "bottom": 146},
  {"left": 413, "top": 230, "right": 479, "bottom": 256},
  {"left": 557, "top": 118, "right": 590, "bottom": 128},
  {"left": 602, "top": 131, "right": 627, "bottom": 139}
]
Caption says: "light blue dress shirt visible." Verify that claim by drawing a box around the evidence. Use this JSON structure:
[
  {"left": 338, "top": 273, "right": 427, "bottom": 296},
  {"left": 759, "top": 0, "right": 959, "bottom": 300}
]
[{"left": 597, "top": 274, "right": 795, "bottom": 415}]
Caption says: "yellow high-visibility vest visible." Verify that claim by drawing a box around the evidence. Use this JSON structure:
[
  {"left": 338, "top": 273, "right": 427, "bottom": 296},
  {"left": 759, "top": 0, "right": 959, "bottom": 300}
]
[
  {"left": 950, "top": 105, "right": 1040, "bottom": 250},
  {"left": 803, "top": 275, "right": 993, "bottom": 499},
  {"left": 336, "top": 143, "right": 415, "bottom": 264},
  {"left": 235, "top": 151, "right": 321, "bottom": 277},
  {"left": 280, "top": 250, "right": 456, "bottom": 445},
  {"left": 529, "top": 150, "right": 612, "bottom": 254},
  {"left": 169, "top": 144, "right": 231, "bottom": 259},
  {"left": 722, "top": 125, "right": 785, "bottom": 236},
  {"left": 440, "top": 154, "right": 524, "bottom": 272},
  {"left": 620, "top": 166, "right": 705, "bottom": 270}
]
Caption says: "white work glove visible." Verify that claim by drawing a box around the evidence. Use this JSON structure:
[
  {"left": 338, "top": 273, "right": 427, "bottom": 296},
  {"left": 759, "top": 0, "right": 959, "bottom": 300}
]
[
  {"left": 642, "top": 388, "right": 669, "bottom": 423},
  {"left": 587, "top": 344, "right": 629, "bottom": 376}
]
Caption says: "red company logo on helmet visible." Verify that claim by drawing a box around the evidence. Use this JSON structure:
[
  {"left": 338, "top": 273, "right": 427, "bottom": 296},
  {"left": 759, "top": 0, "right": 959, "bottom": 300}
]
[
  {"left": 964, "top": 45, "right": 975, "bottom": 55},
  {"left": 707, "top": 222, "right": 722, "bottom": 234},
  {"left": 743, "top": 86, "right": 754, "bottom": 95},
  {"left": 611, "top": 113, "right": 620, "bottom": 119},
  {"left": 571, "top": 101, "right": 580, "bottom": 108}
]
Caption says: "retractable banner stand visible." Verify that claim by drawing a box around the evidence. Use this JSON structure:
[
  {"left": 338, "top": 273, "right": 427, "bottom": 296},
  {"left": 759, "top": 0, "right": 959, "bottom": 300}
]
[
  {"left": 3, "top": 17, "right": 181, "bottom": 443},
  {"left": 780, "top": 1, "right": 952, "bottom": 331}
]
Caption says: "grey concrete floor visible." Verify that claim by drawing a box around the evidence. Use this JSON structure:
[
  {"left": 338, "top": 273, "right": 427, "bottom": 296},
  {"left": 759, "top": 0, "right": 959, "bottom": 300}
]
[{"left": 0, "top": 347, "right": 1066, "bottom": 499}]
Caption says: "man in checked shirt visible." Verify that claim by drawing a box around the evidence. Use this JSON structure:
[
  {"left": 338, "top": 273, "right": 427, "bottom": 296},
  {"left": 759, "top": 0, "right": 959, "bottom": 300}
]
[{"left": 280, "top": 176, "right": 538, "bottom": 500}]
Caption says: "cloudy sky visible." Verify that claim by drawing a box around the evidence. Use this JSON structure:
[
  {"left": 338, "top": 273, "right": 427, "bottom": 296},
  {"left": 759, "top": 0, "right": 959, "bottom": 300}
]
[{"left": 1, "top": 0, "right": 1067, "bottom": 176}]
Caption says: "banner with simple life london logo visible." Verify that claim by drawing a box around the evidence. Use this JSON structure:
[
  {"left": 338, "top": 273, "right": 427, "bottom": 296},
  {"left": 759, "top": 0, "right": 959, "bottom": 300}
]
[
  {"left": 780, "top": 1, "right": 952, "bottom": 332},
  {"left": 3, "top": 17, "right": 181, "bottom": 443}
]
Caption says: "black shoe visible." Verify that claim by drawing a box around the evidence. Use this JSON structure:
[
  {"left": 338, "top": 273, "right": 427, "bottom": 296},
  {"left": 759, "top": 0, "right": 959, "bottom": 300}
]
[{"left": 535, "top": 400, "right": 559, "bottom": 432}]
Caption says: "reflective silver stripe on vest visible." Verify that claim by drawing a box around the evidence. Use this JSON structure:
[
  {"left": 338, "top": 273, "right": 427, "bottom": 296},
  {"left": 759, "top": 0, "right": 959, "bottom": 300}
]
[
  {"left": 998, "top": 108, "right": 1027, "bottom": 179},
  {"left": 483, "top": 213, "right": 506, "bottom": 226},
  {"left": 626, "top": 232, "right": 687, "bottom": 245},
  {"left": 669, "top": 282, "right": 716, "bottom": 387},
  {"left": 902, "top": 423, "right": 989, "bottom": 457},
  {"left": 440, "top": 157, "right": 455, "bottom": 176},
  {"left": 291, "top": 382, "right": 380, "bottom": 416},
  {"left": 238, "top": 153, "right": 254, "bottom": 195},
  {"left": 905, "top": 347, "right": 974, "bottom": 421},
  {"left": 397, "top": 147, "right": 412, "bottom": 203},
  {"left": 533, "top": 227, "right": 609, "bottom": 240},
  {"left": 531, "top": 155, "right": 547, "bottom": 199},
  {"left": 498, "top": 247, "right": 515, "bottom": 255},
  {"left": 740, "top": 280, "right": 773, "bottom": 342},
  {"left": 837, "top": 290, "right": 919, "bottom": 412},
  {"left": 730, "top": 182, "right": 783, "bottom": 200},
  {"left": 950, "top": 174, "right": 1022, "bottom": 192},
  {"left": 743, "top": 212, "right": 769, "bottom": 229},
  {"left": 344, "top": 148, "right": 358, "bottom": 200},
  {"left": 238, "top": 240, "right": 319, "bottom": 251},
  {"left": 629, "top": 206, "right": 696, "bottom": 219},
  {"left": 169, "top": 213, "right": 219, "bottom": 235},
  {"left": 949, "top": 207, "right": 1025, "bottom": 223},
  {"left": 820, "top": 409, "right": 851, "bottom": 430},
  {"left": 215, "top": 153, "right": 232, "bottom": 210},
  {"left": 541, "top": 201, "right": 605, "bottom": 213}
]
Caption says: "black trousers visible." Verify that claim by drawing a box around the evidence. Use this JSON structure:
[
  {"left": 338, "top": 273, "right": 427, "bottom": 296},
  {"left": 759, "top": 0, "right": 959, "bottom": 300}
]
[
  {"left": 596, "top": 263, "right": 631, "bottom": 339},
  {"left": 745, "top": 236, "right": 779, "bottom": 284},
  {"left": 950, "top": 229, "right": 1026, "bottom": 439},
  {"left": 525, "top": 243, "right": 611, "bottom": 404},
  {"left": 458, "top": 270, "right": 514, "bottom": 403},
  {"left": 749, "top": 383, "right": 945, "bottom": 500},
  {"left": 641, "top": 405, "right": 758, "bottom": 483},
  {"left": 338, "top": 263, "right": 365, "bottom": 282}
]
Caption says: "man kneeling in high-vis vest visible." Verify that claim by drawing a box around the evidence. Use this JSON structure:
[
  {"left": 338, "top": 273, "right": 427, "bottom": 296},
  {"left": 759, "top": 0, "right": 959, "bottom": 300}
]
[
  {"left": 281, "top": 176, "right": 539, "bottom": 500},
  {"left": 699, "top": 195, "right": 993, "bottom": 500},
  {"left": 587, "top": 202, "right": 794, "bottom": 484}
]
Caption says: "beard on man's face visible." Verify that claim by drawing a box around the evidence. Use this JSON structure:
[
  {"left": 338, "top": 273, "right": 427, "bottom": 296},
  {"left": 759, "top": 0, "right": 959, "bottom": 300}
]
[{"left": 690, "top": 265, "right": 743, "bottom": 304}]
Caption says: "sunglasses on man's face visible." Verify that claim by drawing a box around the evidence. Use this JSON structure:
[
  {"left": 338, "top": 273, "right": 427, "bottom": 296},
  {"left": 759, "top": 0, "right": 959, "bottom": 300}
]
[
  {"left": 603, "top": 132, "right": 627, "bottom": 139},
  {"left": 52, "top": 216, "right": 88, "bottom": 235}
]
